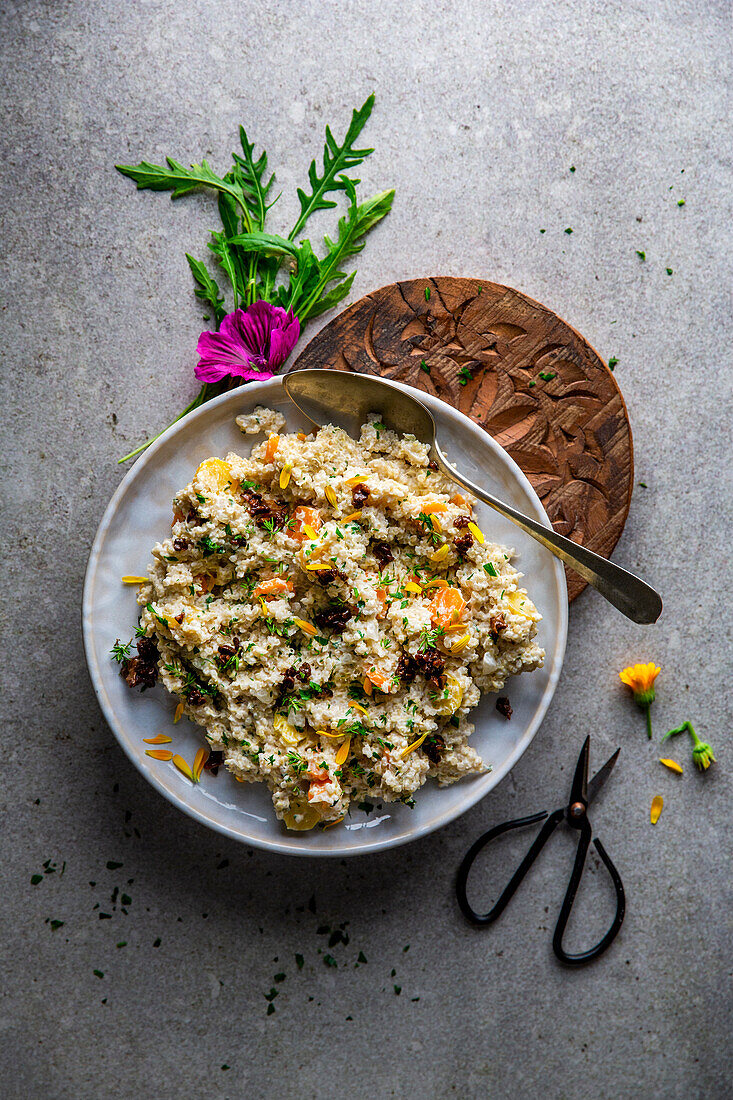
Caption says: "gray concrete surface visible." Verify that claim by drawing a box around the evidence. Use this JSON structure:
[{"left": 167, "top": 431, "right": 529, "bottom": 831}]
[{"left": 2, "top": 1, "right": 731, "bottom": 1097}]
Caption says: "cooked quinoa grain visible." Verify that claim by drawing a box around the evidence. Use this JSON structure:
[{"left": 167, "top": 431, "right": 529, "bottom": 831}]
[{"left": 130, "top": 412, "right": 544, "bottom": 831}]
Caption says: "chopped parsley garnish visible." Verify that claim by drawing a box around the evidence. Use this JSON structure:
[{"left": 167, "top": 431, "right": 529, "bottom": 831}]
[{"left": 483, "top": 562, "right": 498, "bottom": 577}]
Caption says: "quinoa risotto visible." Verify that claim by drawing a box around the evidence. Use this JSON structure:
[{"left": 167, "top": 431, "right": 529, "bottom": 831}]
[{"left": 119, "top": 407, "right": 544, "bottom": 831}]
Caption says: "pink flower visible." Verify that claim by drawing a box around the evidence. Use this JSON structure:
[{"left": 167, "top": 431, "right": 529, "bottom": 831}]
[{"left": 194, "top": 301, "right": 300, "bottom": 383}]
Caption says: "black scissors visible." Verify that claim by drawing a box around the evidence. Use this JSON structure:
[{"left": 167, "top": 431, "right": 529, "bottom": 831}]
[{"left": 456, "top": 737, "right": 625, "bottom": 965}]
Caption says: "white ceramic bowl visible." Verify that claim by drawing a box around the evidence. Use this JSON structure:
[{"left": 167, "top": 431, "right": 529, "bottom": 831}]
[{"left": 83, "top": 377, "right": 567, "bottom": 855}]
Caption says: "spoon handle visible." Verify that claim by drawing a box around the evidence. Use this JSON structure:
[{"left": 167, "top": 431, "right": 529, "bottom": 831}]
[{"left": 436, "top": 453, "right": 662, "bottom": 624}]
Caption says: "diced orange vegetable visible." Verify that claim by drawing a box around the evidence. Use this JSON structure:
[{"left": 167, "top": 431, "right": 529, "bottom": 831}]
[
  {"left": 296, "top": 432, "right": 307, "bottom": 441},
  {"left": 430, "top": 586, "right": 466, "bottom": 629},
  {"left": 264, "top": 434, "right": 279, "bottom": 463},
  {"left": 449, "top": 493, "right": 468, "bottom": 507},
  {"left": 362, "top": 676, "right": 373, "bottom": 696},
  {"left": 376, "top": 587, "right": 388, "bottom": 619},
  {"left": 366, "top": 667, "right": 390, "bottom": 692},
  {"left": 145, "top": 749, "right": 173, "bottom": 761},
  {"left": 306, "top": 762, "right": 330, "bottom": 783},
  {"left": 253, "top": 577, "right": 295, "bottom": 598},
  {"left": 422, "top": 501, "right": 447, "bottom": 514},
  {"left": 292, "top": 506, "right": 322, "bottom": 542}
]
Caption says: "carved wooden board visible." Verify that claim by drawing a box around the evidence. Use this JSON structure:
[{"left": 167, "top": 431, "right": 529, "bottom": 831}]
[{"left": 290, "top": 277, "right": 633, "bottom": 601}]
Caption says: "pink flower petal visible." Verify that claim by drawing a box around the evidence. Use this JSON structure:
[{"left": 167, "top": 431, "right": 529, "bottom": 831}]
[{"left": 194, "top": 301, "right": 300, "bottom": 384}]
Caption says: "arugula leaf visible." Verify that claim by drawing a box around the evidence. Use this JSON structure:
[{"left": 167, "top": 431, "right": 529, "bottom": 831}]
[
  {"left": 185, "top": 254, "right": 226, "bottom": 325},
  {"left": 226, "top": 231, "right": 301, "bottom": 261},
  {"left": 232, "top": 127, "right": 276, "bottom": 232},
  {"left": 115, "top": 157, "right": 251, "bottom": 221},
  {"left": 289, "top": 94, "right": 376, "bottom": 240},
  {"left": 291, "top": 181, "right": 394, "bottom": 320}
]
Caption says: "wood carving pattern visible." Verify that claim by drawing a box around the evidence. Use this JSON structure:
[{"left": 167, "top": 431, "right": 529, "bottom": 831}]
[{"left": 290, "top": 277, "right": 633, "bottom": 601}]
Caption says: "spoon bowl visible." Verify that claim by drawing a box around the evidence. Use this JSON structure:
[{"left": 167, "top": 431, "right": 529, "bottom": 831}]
[{"left": 284, "top": 369, "right": 662, "bottom": 624}]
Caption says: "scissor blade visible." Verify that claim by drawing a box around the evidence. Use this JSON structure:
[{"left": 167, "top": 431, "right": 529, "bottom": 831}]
[
  {"left": 569, "top": 736, "right": 590, "bottom": 805},
  {"left": 587, "top": 748, "right": 621, "bottom": 805}
]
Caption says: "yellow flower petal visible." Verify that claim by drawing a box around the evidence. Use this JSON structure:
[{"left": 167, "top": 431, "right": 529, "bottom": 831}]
[
  {"left": 424, "top": 577, "right": 448, "bottom": 589},
  {"left": 335, "top": 737, "right": 352, "bottom": 766},
  {"left": 121, "top": 575, "right": 148, "bottom": 584},
  {"left": 345, "top": 474, "right": 369, "bottom": 486},
  {"left": 172, "top": 754, "right": 195, "bottom": 782},
  {"left": 467, "top": 522, "right": 485, "bottom": 544},
  {"left": 143, "top": 735, "right": 173, "bottom": 744},
  {"left": 293, "top": 618, "right": 317, "bottom": 636},
  {"left": 620, "top": 662, "right": 661, "bottom": 693},
  {"left": 659, "top": 758, "right": 683, "bottom": 775},
  {"left": 193, "top": 746, "right": 209, "bottom": 782},
  {"left": 650, "top": 795, "right": 663, "bottom": 824},
  {"left": 324, "top": 485, "right": 338, "bottom": 507},
  {"left": 401, "top": 732, "right": 428, "bottom": 758},
  {"left": 303, "top": 524, "right": 319, "bottom": 540},
  {"left": 350, "top": 702, "right": 368, "bottom": 715},
  {"left": 173, "top": 701, "right": 184, "bottom": 724},
  {"left": 404, "top": 581, "right": 423, "bottom": 594},
  {"left": 305, "top": 562, "right": 332, "bottom": 571},
  {"left": 145, "top": 749, "right": 173, "bottom": 761},
  {"left": 323, "top": 815, "right": 345, "bottom": 829},
  {"left": 342, "top": 511, "right": 362, "bottom": 523},
  {"left": 279, "top": 464, "right": 292, "bottom": 489},
  {"left": 429, "top": 544, "right": 450, "bottom": 564}
]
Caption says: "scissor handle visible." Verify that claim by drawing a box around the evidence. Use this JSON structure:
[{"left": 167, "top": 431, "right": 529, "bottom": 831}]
[
  {"left": 552, "top": 821, "right": 626, "bottom": 966},
  {"left": 456, "top": 809, "right": 565, "bottom": 925}
]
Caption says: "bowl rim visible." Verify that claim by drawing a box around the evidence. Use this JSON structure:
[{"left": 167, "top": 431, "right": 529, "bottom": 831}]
[{"left": 82, "top": 375, "right": 568, "bottom": 856}]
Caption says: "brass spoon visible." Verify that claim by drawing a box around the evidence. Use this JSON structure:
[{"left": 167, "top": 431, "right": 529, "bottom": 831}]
[{"left": 283, "top": 369, "right": 662, "bottom": 624}]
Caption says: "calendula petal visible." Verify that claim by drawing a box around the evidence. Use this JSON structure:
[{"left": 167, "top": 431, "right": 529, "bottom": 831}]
[
  {"left": 650, "top": 795, "right": 663, "bottom": 824},
  {"left": 401, "top": 733, "right": 428, "bottom": 758},
  {"left": 659, "top": 758, "right": 683, "bottom": 775},
  {"left": 335, "top": 737, "right": 351, "bottom": 766},
  {"left": 193, "top": 746, "right": 209, "bottom": 782},
  {"left": 143, "top": 735, "right": 173, "bottom": 745},
  {"left": 323, "top": 815, "right": 345, "bottom": 829},
  {"left": 122, "top": 575, "right": 148, "bottom": 584},
  {"left": 173, "top": 701, "right": 184, "bottom": 724},
  {"left": 145, "top": 749, "right": 173, "bottom": 761},
  {"left": 324, "top": 485, "right": 338, "bottom": 507},
  {"left": 172, "top": 754, "right": 195, "bottom": 782}
]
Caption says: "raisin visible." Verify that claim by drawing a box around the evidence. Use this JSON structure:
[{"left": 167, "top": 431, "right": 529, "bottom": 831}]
[
  {"left": 187, "top": 510, "right": 202, "bottom": 526},
  {"left": 423, "top": 734, "right": 445, "bottom": 764},
  {"left": 187, "top": 689, "right": 205, "bottom": 706},
  {"left": 175, "top": 612, "right": 185, "bottom": 624},
  {"left": 297, "top": 663, "right": 311, "bottom": 682},
  {"left": 372, "top": 541, "right": 394, "bottom": 568},
  {"left": 496, "top": 697, "right": 512, "bottom": 720},
  {"left": 489, "top": 612, "right": 508, "bottom": 640},
  {"left": 352, "top": 483, "right": 370, "bottom": 508},
  {"left": 454, "top": 515, "right": 471, "bottom": 529},
  {"left": 313, "top": 605, "right": 353, "bottom": 633},
  {"left": 454, "top": 533, "right": 473, "bottom": 555},
  {"left": 414, "top": 647, "right": 445, "bottom": 685},
  {"left": 203, "top": 750, "right": 224, "bottom": 776},
  {"left": 427, "top": 459, "right": 438, "bottom": 471},
  {"left": 396, "top": 653, "right": 418, "bottom": 684},
  {"left": 173, "top": 537, "right": 189, "bottom": 551}
]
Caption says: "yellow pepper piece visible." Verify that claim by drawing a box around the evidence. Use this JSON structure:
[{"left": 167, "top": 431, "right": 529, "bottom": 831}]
[
  {"left": 335, "top": 737, "right": 352, "bottom": 766},
  {"left": 279, "top": 464, "right": 292, "bottom": 489},
  {"left": 121, "top": 575, "right": 148, "bottom": 584},
  {"left": 467, "top": 521, "right": 485, "bottom": 544},
  {"left": 659, "top": 758, "right": 683, "bottom": 775},
  {"left": 650, "top": 795, "right": 663, "bottom": 824},
  {"left": 274, "top": 715, "right": 301, "bottom": 746},
  {"left": 293, "top": 618, "right": 317, "bottom": 636},
  {"left": 404, "top": 581, "right": 423, "bottom": 594},
  {"left": 324, "top": 485, "right": 338, "bottom": 507}
]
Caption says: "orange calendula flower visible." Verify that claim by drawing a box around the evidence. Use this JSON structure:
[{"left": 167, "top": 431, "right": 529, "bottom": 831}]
[{"left": 619, "top": 662, "right": 660, "bottom": 739}]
